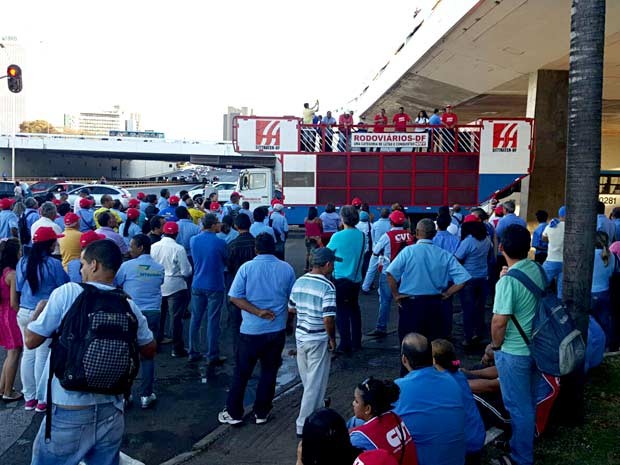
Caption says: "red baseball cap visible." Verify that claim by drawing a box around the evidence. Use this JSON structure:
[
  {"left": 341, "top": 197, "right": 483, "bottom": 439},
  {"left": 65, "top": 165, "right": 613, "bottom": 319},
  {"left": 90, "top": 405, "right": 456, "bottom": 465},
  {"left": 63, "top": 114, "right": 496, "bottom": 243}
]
[
  {"left": 351, "top": 197, "right": 363, "bottom": 207},
  {"left": 270, "top": 198, "right": 282, "bottom": 207},
  {"left": 0, "top": 198, "right": 13, "bottom": 210},
  {"left": 463, "top": 214, "right": 480, "bottom": 223},
  {"left": 79, "top": 198, "right": 93, "bottom": 208},
  {"left": 230, "top": 191, "right": 241, "bottom": 198},
  {"left": 128, "top": 198, "right": 140, "bottom": 208},
  {"left": 210, "top": 202, "right": 221, "bottom": 211},
  {"left": 389, "top": 210, "right": 407, "bottom": 226},
  {"left": 163, "top": 221, "right": 179, "bottom": 234},
  {"left": 353, "top": 450, "right": 398, "bottom": 465},
  {"left": 494, "top": 206, "right": 504, "bottom": 215},
  {"left": 136, "top": 192, "right": 146, "bottom": 200},
  {"left": 64, "top": 212, "right": 80, "bottom": 226},
  {"left": 80, "top": 230, "right": 106, "bottom": 248},
  {"left": 33, "top": 226, "right": 64, "bottom": 243},
  {"left": 126, "top": 208, "right": 140, "bottom": 220},
  {"left": 52, "top": 198, "right": 62, "bottom": 206},
  {"left": 169, "top": 195, "right": 180, "bottom": 205}
]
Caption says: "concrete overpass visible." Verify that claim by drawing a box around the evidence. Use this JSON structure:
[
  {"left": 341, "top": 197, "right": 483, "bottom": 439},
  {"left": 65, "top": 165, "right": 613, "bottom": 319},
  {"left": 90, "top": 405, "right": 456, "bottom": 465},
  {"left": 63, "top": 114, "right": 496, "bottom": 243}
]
[
  {"left": 0, "top": 134, "right": 275, "bottom": 178},
  {"left": 349, "top": 0, "right": 620, "bottom": 220}
]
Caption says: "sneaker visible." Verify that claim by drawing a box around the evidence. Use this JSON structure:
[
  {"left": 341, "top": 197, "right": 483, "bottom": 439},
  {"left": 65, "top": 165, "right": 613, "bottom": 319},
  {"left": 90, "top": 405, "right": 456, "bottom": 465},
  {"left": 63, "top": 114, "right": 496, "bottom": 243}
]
[
  {"left": 366, "top": 329, "right": 388, "bottom": 338},
  {"left": 35, "top": 402, "right": 47, "bottom": 413},
  {"left": 171, "top": 349, "right": 189, "bottom": 358},
  {"left": 218, "top": 409, "right": 242, "bottom": 425},
  {"left": 140, "top": 393, "right": 157, "bottom": 409},
  {"left": 24, "top": 399, "right": 37, "bottom": 411},
  {"left": 255, "top": 412, "right": 271, "bottom": 425},
  {"left": 208, "top": 356, "right": 227, "bottom": 366}
]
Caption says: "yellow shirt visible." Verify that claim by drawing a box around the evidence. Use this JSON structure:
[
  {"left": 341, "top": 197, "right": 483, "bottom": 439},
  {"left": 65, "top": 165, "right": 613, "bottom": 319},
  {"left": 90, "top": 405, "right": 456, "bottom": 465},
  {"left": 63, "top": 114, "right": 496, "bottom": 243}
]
[
  {"left": 59, "top": 227, "right": 82, "bottom": 270},
  {"left": 303, "top": 107, "right": 316, "bottom": 124},
  {"left": 94, "top": 207, "right": 122, "bottom": 230},
  {"left": 188, "top": 208, "right": 205, "bottom": 225}
]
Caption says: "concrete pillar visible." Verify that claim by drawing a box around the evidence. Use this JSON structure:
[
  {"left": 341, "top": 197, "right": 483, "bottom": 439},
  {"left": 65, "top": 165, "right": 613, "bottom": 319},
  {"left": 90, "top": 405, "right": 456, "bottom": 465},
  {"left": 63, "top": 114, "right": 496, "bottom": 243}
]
[{"left": 520, "top": 69, "right": 568, "bottom": 225}]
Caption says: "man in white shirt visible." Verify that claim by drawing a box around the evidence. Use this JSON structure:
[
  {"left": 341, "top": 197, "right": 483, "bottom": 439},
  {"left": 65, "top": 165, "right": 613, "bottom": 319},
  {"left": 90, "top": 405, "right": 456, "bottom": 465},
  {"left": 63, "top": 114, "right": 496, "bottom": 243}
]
[
  {"left": 31, "top": 202, "right": 63, "bottom": 256},
  {"left": 542, "top": 205, "right": 566, "bottom": 298},
  {"left": 151, "top": 221, "right": 193, "bottom": 356}
]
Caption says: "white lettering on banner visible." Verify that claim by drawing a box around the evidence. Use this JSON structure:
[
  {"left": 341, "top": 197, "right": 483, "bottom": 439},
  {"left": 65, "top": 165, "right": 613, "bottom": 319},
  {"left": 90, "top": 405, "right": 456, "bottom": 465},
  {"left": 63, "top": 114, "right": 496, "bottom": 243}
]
[{"left": 351, "top": 132, "right": 428, "bottom": 148}]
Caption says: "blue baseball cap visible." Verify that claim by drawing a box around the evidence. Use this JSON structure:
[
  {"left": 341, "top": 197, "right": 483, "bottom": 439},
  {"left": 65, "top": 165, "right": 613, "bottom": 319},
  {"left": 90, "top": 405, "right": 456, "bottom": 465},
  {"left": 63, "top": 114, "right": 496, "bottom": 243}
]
[
  {"left": 359, "top": 211, "right": 370, "bottom": 222},
  {"left": 558, "top": 205, "right": 566, "bottom": 217}
]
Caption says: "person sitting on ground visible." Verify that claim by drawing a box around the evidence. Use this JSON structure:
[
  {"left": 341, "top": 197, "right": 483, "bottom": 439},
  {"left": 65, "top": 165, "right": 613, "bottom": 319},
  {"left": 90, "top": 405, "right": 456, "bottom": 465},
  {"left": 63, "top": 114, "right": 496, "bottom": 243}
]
[
  {"left": 296, "top": 408, "right": 358, "bottom": 465},
  {"left": 349, "top": 377, "right": 418, "bottom": 464},
  {"left": 393, "top": 333, "right": 466, "bottom": 465},
  {"left": 431, "top": 339, "right": 485, "bottom": 464}
]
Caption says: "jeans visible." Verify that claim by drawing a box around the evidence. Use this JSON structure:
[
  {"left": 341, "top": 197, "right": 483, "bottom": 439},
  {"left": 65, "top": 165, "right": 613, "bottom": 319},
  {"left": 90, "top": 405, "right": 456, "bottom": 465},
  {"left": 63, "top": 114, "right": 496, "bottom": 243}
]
[
  {"left": 17, "top": 308, "right": 50, "bottom": 402},
  {"left": 226, "top": 330, "right": 285, "bottom": 420},
  {"left": 32, "top": 403, "right": 123, "bottom": 465},
  {"left": 495, "top": 351, "right": 538, "bottom": 465},
  {"left": 139, "top": 311, "right": 160, "bottom": 397},
  {"left": 296, "top": 340, "right": 331, "bottom": 435},
  {"left": 542, "top": 260, "right": 563, "bottom": 298},
  {"left": 161, "top": 289, "right": 189, "bottom": 353},
  {"left": 460, "top": 278, "right": 489, "bottom": 341},
  {"left": 362, "top": 254, "right": 379, "bottom": 292},
  {"left": 591, "top": 290, "right": 612, "bottom": 348},
  {"left": 376, "top": 273, "right": 392, "bottom": 332},
  {"left": 398, "top": 295, "right": 443, "bottom": 342},
  {"left": 189, "top": 288, "right": 224, "bottom": 361},
  {"left": 334, "top": 279, "right": 362, "bottom": 352}
]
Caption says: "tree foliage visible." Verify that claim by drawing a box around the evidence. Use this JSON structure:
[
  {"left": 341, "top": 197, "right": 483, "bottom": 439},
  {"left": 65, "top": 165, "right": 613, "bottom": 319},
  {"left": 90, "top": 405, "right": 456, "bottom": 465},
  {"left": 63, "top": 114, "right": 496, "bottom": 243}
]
[{"left": 19, "top": 120, "right": 59, "bottom": 134}]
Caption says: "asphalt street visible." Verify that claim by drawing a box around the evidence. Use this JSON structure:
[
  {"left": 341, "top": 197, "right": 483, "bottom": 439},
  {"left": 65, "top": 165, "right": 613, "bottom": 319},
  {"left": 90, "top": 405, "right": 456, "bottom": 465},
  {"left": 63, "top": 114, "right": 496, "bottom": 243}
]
[{"left": 0, "top": 230, "right": 479, "bottom": 465}]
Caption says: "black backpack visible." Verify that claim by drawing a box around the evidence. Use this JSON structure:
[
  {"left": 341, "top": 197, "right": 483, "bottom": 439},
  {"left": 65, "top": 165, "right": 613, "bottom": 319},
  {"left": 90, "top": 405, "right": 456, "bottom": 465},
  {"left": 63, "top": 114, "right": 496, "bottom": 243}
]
[
  {"left": 46, "top": 283, "right": 140, "bottom": 438},
  {"left": 18, "top": 210, "right": 36, "bottom": 244}
]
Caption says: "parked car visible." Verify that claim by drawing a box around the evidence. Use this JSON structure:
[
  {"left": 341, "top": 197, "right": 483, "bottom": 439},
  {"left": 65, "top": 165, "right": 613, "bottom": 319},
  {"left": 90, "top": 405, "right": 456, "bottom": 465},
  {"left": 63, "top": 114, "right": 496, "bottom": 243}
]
[
  {"left": 45, "top": 182, "right": 85, "bottom": 195},
  {"left": 182, "top": 181, "right": 237, "bottom": 206},
  {"left": 67, "top": 184, "right": 131, "bottom": 209},
  {"left": 0, "top": 181, "right": 15, "bottom": 199},
  {"left": 29, "top": 178, "right": 66, "bottom": 193}
]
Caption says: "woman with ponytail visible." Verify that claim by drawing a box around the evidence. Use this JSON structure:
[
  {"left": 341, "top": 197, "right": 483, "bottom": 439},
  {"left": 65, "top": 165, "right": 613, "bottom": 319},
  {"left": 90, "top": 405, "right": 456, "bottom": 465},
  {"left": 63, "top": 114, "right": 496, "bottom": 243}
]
[
  {"left": 349, "top": 377, "right": 418, "bottom": 464},
  {"left": 432, "top": 339, "right": 485, "bottom": 464}
]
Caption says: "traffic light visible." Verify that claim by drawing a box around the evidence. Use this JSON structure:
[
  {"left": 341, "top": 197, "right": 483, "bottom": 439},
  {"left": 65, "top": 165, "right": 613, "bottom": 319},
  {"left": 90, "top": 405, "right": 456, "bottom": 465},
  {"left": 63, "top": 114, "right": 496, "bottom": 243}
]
[{"left": 7, "top": 65, "right": 22, "bottom": 93}]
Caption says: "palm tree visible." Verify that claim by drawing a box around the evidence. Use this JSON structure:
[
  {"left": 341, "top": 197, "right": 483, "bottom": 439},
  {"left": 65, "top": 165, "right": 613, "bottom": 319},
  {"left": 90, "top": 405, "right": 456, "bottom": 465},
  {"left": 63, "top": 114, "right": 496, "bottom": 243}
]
[{"left": 561, "top": 0, "right": 606, "bottom": 422}]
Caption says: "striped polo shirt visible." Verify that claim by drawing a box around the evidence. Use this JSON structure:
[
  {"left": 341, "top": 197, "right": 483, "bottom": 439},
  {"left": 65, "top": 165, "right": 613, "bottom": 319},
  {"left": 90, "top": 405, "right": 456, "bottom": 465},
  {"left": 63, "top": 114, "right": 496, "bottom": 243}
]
[{"left": 289, "top": 273, "right": 336, "bottom": 344}]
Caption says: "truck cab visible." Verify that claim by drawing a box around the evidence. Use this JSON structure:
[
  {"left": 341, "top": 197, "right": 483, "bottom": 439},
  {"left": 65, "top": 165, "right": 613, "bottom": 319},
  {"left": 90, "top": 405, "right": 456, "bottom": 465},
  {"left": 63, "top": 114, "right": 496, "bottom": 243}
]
[{"left": 238, "top": 168, "right": 276, "bottom": 210}]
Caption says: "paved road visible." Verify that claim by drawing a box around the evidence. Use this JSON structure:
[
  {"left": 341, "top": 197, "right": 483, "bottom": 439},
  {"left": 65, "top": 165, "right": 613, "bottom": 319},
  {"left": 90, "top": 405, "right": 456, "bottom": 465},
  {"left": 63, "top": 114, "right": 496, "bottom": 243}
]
[{"left": 0, "top": 231, "right": 478, "bottom": 465}]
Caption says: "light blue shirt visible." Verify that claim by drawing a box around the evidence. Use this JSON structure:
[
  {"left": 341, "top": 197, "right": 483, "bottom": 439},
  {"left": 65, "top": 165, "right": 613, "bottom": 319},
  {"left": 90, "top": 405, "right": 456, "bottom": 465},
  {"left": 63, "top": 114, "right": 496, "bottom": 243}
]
[
  {"left": 432, "top": 230, "right": 459, "bottom": 254},
  {"left": 114, "top": 254, "right": 165, "bottom": 311},
  {"left": 112, "top": 209, "right": 127, "bottom": 224},
  {"left": 495, "top": 213, "right": 527, "bottom": 243},
  {"left": 327, "top": 228, "right": 366, "bottom": 282},
  {"left": 614, "top": 218, "right": 620, "bottom": 242},
  {"left": 270, "top": 213, "right": 289, "bottom": 242},
  {"left": 0, "top": 209, "right": 18, "bottom": 239},
  {"left": 371, "top": 227, "right": 407, "bottom": 274},
  {"left": 591, "top": 248, "right": 615, "bottom": 293},
  {"left": 449, "top": 371, "right": 485, "bottom": 453},
  {"left": 249, "top": 222, "right": 276, "bottom": 241},
  {"left": 77, "top": 209, "right": 95, "bottom": 232},
  {"left": 16, "top": 255, "right": 70, "bottom": 310},
  {"left": 27, "top": 281, "right": 153, "bottom": 408},
  {"left": 54, "top": 216, "right": 66, "bottom": 232},
  {"left": 597, "top": 214, "right": 615, "bottom": 244},
  {"left": 429, "top": 114, "right": 441, "bottom": 125},
  {"left": 454, "top": 235, "right": 492, "bottom": 279},
  {"left": 67, "top": 258, "right": 81, "bottom": 283},
  {"left": 532, "top": 222, "right": 549, "bottom": 254},
  {"left": 386, "top": 239, "right": 471, "bottom": 296},
  {"left": 394, "top": 367, "right": 466, "bottom": 465},
  {"left": 319, "top": 211, "right": 340, "bottom": 233},
  {"left": 24, "top": 208, "right": 40, "bottom": 230},
  {"left": 217, "top": 229, "right": 239, "bottom": 244},
  {"left": 371, "top": 218, "right": 391, "bottom": 244},
  {"left": 122, "top": 222, "right": 142, "bottom": 248},
  {"left": 139, "top": 201, "right": 149, "bottom": 212},
  {"left": 222, "top": 203, "right": 241, "bottom": 218},
  {"left": 229, "top": 254, "right": 295, "bottom": 335},
  {"left": 157, "top": 197, "right": 169, "bottom": 211},
  {"left": 176, "top": 219, "right": 201, "bottom": 255},
  {"left": 239, "top": 208, "right": 254, "bottom": 223}
]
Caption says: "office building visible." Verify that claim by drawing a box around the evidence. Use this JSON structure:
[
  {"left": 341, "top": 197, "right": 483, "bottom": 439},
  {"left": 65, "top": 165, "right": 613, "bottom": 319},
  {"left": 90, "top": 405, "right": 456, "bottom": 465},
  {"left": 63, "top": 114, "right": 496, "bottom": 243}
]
[
  {"left": 223, "top": 105, "right": 252, "bottom": 141},
  {"left": 64, "top": 105, "right": 141, "bottom": 135}
]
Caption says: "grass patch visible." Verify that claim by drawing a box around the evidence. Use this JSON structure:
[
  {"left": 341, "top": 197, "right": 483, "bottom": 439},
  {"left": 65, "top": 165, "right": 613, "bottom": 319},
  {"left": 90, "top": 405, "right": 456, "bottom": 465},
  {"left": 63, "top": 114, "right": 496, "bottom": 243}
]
[{"left": 533, "top": 355, "right": 620, "bottom": 465}]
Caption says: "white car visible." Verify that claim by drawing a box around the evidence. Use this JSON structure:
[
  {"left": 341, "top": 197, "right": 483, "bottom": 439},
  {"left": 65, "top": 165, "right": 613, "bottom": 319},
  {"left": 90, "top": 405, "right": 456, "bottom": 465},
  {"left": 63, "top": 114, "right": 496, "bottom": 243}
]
[
  {"left": 67, "top": 184, "right": 132, "bottom": 209},
  {"left": 183, "top": 181, "right": 237, "bottom": 205}
]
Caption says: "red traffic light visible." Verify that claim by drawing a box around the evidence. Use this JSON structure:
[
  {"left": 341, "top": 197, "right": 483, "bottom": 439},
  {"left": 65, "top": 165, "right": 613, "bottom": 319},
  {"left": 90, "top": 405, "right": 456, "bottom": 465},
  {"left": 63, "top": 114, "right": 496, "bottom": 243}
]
[
  {"left": 7, "top": 66, "right": 18, "bottom": 77},
  {"left": 6, "top": 64, "right": 22, "bottom": 93}
]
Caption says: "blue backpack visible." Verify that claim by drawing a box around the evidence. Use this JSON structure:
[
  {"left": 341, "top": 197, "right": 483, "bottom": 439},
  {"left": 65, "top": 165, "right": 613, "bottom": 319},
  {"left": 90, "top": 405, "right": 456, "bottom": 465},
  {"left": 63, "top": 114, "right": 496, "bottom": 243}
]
[{"left": 507, "top": 263, "right": 586, "bottom": 376}]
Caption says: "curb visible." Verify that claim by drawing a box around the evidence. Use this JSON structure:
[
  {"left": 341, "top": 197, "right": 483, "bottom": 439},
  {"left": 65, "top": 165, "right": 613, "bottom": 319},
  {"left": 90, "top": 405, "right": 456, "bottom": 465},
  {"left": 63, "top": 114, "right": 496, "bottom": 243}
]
[{"left": 158, "top": 379, "right": 302, "bottom": 465}]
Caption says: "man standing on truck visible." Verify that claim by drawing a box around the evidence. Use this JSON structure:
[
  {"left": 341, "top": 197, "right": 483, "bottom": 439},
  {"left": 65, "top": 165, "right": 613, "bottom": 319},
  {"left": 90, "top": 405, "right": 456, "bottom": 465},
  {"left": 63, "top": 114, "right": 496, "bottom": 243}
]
[
  {"left": 338, "top": 111, "right": 354, "bottom": 152},
  {"left": 392, "top": 107, "right": 411, "bottom": 152},
  {"left": 302, "top": 101, "right": 319, "bottom": 151},
  {"left": 373, "top": 109, "right": 388, "bottom": 152},
  {"left": 441, "top": 105, "right": 459, "bottom": 152}
]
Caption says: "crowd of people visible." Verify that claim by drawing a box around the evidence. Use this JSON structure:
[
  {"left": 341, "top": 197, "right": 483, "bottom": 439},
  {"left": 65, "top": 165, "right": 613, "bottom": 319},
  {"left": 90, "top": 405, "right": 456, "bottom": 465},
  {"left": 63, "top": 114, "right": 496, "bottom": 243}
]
[
  {"left": 301, "top": 101, "right": 460, "bottom": 152},
  {"left": 0, "top": 185, "right": 616, "bottom": 465}
]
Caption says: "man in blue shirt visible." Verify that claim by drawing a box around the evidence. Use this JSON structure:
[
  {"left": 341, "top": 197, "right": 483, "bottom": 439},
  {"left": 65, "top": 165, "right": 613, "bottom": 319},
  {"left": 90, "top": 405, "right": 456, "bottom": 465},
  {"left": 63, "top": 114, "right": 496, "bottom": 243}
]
[
  {"left": 495, "top": 200, "right": 526, "bottom": 243},
  {"left": 270, "top": 203, "right": 289, "bottom": 260},
  {"left": 0, "top": 197, "right": 18, "bottom": 239},
  {"left": 387, "top": 219, "right": 470, "bottom": 372},
  {"left": 219, "top": 233, "right": 296, "bottom": 425},
  {"left": 428, "top": 108, "right": 441, "bottom": 126},
  {"left": 433, "top": 214, "right": 460, "bottom": 253},
  {"left": 239, "top": 201, "right": 253, "bottom": 223},
  {"left": 371, "top": 208, "right": 391, "bottom": 244},
  {"left": 24, "top": 197, "right": 41, "bottom": 229},
  {"left": 596, "top": 200, "right": 615, "bottom": 243},
  {"left": 159, "top": 195, "right": 180, "bottom": 222},
  {"left": 531, "top": 210, "right": 549, "bottom": 264},
  {"left": 250, "top": 206, "right": 276, "bottom": 241},
  {"left": 157, "top": 188, "right": 170, "bottom": 211},
  {"left": 114, "top": 233, "right": 165, "bottom": 409},
  {"left": 394, "top": 333, "right": 466, "bottom": 465},
  {"left": 24, "top": 239, "right": 156, "bottom": 465},
  {"left": 189, "top": 214, "right": 228, "bottom": 364},
  {"left": 175, "top": 206, "right": 201, "bottom": 263}
]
